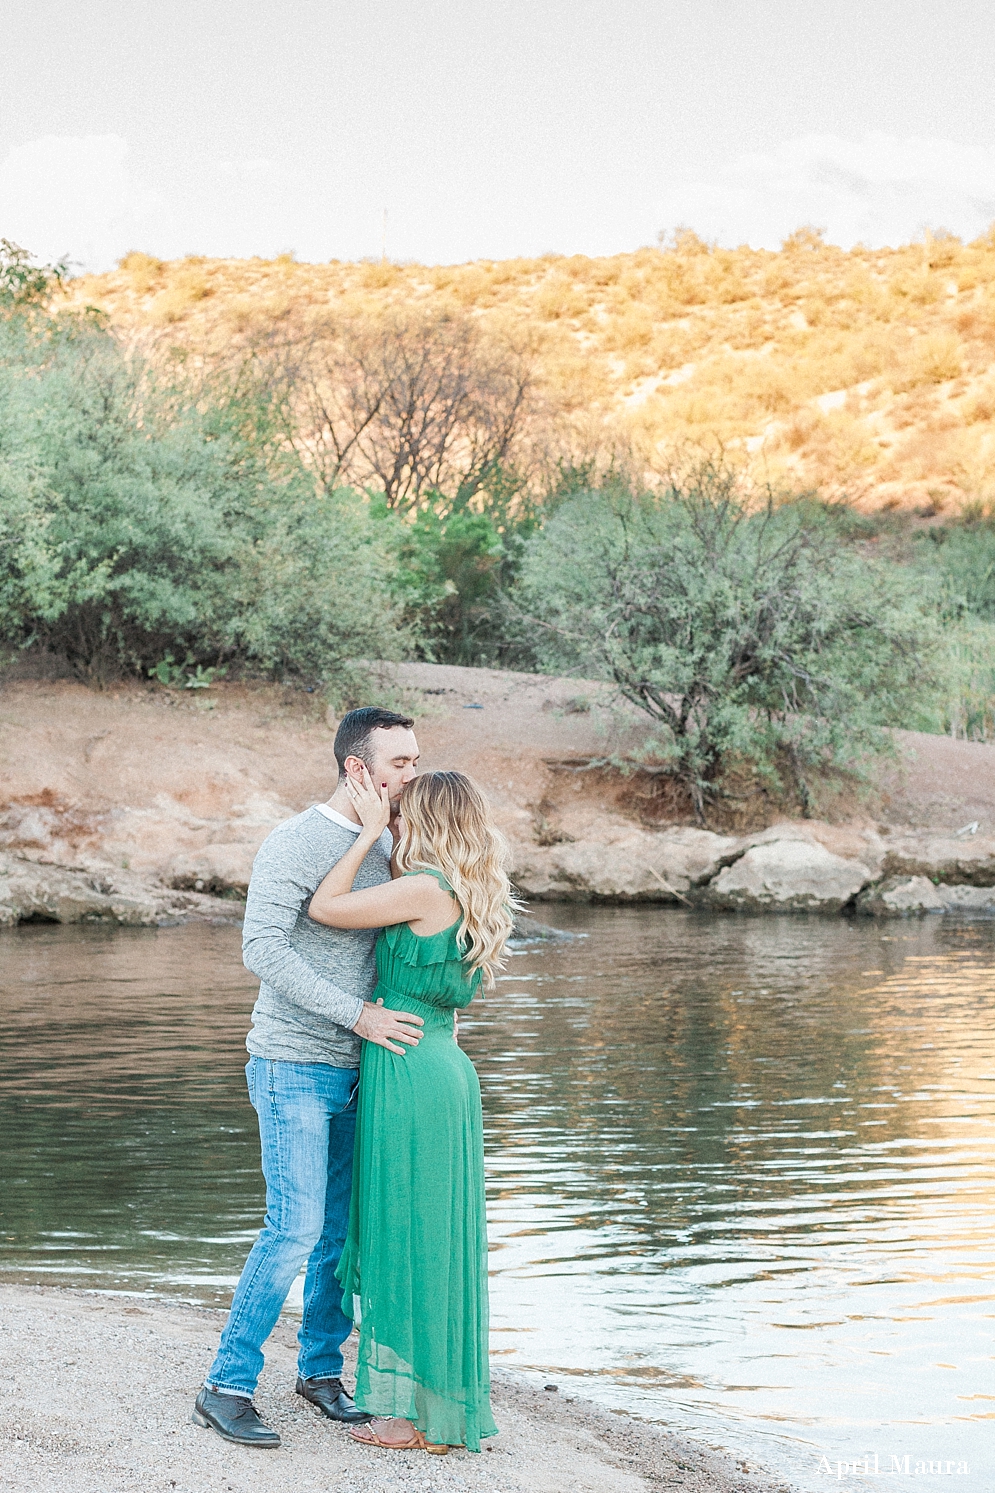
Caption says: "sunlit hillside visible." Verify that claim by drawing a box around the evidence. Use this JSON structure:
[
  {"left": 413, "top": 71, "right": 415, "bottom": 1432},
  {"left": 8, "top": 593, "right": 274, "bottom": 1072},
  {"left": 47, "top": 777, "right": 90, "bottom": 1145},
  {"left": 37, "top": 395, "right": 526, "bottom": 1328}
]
[{"left": 68, "top": 227, "right": 995, "bottom": 510}]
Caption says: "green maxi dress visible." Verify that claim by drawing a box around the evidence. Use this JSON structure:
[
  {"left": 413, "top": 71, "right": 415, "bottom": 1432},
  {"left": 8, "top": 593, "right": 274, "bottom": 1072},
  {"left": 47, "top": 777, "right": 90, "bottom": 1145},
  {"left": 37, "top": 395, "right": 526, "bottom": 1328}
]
[{"left": 336, "top": 868, "right": 497, "bottom": 1451}]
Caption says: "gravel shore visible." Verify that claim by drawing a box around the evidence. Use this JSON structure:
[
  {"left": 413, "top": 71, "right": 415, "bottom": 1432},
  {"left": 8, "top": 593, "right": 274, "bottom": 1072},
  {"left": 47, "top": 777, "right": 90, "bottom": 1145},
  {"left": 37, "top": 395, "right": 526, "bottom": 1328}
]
[{"left": 0, "top": 1286, "right": 794, "bottom": 1493}]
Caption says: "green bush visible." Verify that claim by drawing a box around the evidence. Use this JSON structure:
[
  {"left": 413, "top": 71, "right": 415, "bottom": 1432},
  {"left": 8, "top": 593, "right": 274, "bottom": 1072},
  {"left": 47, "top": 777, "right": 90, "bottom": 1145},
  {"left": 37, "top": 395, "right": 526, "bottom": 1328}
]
[
  {"left": 901, "top": 519, "right": 995, "bottom": 740},
  {"left": 386, "top": 503, "right": 504, "bottom": 663},
  {"left": 0, "top": 239, "right": 66, "bottom": 311},
  {"left": 0, "top": 314, "right": 407, "bottom": 683},
  {"left": 516, "top": 464, "right": 937, "bottom": 820},
  {"left": 921, "top": 618, "right": 995, "bottom": 741},
  {"left": 915, "top": 521, "right": 995, "bottom": 619},
  {"left": 374, "top": 470, "right": 542, "bottom": 667}
]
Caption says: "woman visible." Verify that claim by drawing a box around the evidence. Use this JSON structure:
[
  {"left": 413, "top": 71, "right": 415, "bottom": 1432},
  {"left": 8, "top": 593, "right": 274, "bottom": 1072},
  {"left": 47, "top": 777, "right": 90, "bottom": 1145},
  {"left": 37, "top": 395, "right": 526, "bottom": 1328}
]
[{"left": 307, "top": 768, "right": 516, "bottom": 1454}]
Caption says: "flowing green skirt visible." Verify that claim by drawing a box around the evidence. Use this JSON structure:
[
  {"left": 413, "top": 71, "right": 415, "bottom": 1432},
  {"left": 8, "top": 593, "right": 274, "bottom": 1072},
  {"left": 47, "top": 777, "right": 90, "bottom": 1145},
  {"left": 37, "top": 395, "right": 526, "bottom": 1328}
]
[{"left": 336, "top": 990, "right": 497, "bottom": 1450}]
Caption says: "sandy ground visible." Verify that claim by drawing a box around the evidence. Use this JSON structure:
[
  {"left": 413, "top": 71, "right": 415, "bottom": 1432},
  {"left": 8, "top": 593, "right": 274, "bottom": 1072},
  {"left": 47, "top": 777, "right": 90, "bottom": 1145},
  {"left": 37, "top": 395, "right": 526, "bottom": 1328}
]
[{"left": 0, "top": 1287, "right": 792, "bottom": 1493}]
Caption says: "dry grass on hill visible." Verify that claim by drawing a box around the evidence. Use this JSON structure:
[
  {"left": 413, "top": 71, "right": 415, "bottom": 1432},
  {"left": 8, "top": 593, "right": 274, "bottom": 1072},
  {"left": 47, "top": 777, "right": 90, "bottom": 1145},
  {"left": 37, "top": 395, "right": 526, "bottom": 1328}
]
[{"left": 67, "top": 227, "right": 995, "bottom": 511}]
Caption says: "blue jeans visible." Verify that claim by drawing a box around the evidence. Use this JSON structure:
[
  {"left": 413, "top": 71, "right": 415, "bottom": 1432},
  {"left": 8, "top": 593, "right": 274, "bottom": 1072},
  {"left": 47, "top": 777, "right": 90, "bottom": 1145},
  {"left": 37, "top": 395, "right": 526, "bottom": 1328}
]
[{"left": 206, "top": 1057, "right": 359, "bottom": 1397}]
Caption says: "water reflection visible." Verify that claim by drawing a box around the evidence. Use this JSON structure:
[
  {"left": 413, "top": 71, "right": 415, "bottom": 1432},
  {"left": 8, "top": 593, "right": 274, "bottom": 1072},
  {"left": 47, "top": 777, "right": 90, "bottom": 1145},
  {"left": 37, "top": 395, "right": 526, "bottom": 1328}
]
[
  {"left": 469, "top": 910, "right": 995, "bottom": 1489},
  {"left": 1, "top": 913, "right": 992, "bottom": 1489},
  {"left": 0, "top": 925, "right": 263, "bottom": 1294}
]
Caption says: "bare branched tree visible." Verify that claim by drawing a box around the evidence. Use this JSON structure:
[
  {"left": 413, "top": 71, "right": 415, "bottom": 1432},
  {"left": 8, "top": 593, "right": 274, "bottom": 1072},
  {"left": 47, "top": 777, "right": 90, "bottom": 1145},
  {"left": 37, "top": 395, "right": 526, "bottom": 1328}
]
[{"left": 265, "top": 308, "right": 536, "bottom": 507}]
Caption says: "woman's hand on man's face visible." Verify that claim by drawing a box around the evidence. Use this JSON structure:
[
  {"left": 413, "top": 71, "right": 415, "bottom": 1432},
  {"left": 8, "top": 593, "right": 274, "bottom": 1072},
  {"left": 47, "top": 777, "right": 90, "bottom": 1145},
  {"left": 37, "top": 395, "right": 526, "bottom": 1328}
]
[{"left": 347, "top": 764, "right": 392, "bottom": 838}]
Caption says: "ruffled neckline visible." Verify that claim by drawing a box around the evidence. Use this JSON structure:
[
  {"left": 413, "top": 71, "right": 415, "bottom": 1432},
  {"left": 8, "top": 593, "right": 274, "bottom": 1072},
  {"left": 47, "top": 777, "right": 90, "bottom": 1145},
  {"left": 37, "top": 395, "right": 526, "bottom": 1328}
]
[{"left": 383, "top": 918, "right": 464, "bottom": 967}]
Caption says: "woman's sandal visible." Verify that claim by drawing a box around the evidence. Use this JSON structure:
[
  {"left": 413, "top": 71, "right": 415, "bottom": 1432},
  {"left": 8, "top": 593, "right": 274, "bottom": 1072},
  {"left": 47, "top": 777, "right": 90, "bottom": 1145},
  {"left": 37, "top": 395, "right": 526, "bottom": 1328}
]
[
  {"left": 417, "top": 1432, "right": 450, "bottom": 1456},
  {"left": 349, "top": 1418, "right": 449, "bottom": 1455}
]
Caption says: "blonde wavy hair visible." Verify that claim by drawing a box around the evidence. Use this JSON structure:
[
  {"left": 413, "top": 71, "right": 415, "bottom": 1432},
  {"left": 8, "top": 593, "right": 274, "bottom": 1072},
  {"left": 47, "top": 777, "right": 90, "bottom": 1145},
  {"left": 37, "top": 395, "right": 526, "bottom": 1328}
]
[{"left": 395, "top": 771, "right": 519, "bottom": 988}]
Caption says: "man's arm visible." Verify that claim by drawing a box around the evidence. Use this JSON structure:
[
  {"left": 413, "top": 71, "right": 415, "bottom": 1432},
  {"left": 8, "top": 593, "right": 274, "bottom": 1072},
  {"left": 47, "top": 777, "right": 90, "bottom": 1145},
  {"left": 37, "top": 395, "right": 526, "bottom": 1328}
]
[
  {"left": 242, "top": 848, "right": 365, "bottom": 1029},
  {"left": 242, "top": 829, "right": 423, "bottom": 1054}
]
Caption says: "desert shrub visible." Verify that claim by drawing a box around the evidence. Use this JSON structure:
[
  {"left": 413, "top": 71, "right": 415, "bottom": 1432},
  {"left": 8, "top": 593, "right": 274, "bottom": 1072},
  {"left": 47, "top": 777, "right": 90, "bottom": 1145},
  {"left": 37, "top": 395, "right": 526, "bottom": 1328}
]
[
  {"left": 774, "top": 407, "right": 881, "bottom": 485},
  {"left": 914, "top": 519, "right": 995, "bottom": 618},
  {"left": 0, "top": 239, "right": 66, "bottom": 311},
  {"left": 963, "top": 381, "right": 995, "bottom": 422},
  {"left": 588, "top": 259, "right": 622, "bottom": 288},
  {"left": 892, "top": 333, "right": 963, "bottom": 391},
  {"left": 0, "top": 314, "right": 406, "bottom": 682},
  {"left": 735, "top": 358, "right": 796, "bottom": 414},
  {"left": 923, "top": 231, "right": 962, "bottom": 270},
  {"left": 119, "top": 251, "right": 164, "bottom": 294},
  {"left": 534, "top": 276, "right": 587, "bottom": 321},
  {"left": 376, "top": 468, "right": 542, "bottom": 667},
  {"left": 516, "top": 463, "right": 935, "bottom": 820},
  {"left": 263, "top": 307, "right": 537, "bottom": 509},
  {"left": 604, "top": 306, "right": 654, "bottom": 351},
  {"left": 150, "top": 267, "right": 211, "bottom": 325},
  {"left": 914, "top": 619, "right": 995, "bottom": 741},
  {"left": 710, "top": 255, "right": 753, "bottom": 305},
  {"left": 452, "top": 266, "right": 494, "bottom": 306},
  {"left": 723, "top": 307, "right": 770, "bottom": 349},
  {"left": 889, "top": 270, "right": 943, "bottom": 305},
  {"left": 902, "top": 519, "right": 995, "bottom": 740},
  {"left": 359, "top": 261, "right": 401, "bottom": 290},
  {"left": 386, "top": 504, "right": 506, "bottom": 664},
  {"left": 781, "top": 226, "right": 830, "bottom": 254}
]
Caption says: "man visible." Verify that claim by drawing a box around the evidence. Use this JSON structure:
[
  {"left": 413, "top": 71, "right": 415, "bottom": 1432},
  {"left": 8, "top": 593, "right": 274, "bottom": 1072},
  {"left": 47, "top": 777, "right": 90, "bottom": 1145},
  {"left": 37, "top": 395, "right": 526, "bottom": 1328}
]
[{"left": 193, "top": 707, "right": 424, "bottom": 1448}]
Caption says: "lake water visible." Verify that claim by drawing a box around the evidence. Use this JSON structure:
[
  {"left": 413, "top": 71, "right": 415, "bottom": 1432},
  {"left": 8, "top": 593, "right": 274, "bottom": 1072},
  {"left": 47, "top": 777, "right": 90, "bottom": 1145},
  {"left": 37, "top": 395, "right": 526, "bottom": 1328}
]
[{"left": 1, "top": 911, "right": 992, "bottom": 1489}]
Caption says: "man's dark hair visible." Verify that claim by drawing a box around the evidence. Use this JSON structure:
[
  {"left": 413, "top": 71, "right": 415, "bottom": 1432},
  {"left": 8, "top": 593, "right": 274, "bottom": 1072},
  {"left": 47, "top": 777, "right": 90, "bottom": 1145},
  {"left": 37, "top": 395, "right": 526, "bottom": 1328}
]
[{"left": 333, "top": 707, "right": 415, "bottom": 773}]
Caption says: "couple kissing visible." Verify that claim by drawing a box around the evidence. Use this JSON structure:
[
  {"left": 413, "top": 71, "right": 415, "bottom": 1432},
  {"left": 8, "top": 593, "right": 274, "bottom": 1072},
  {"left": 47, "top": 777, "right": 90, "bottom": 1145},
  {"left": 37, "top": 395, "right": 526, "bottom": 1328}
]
[{"left": 193, "top": 706, "right": 516, "bottom": 1455}]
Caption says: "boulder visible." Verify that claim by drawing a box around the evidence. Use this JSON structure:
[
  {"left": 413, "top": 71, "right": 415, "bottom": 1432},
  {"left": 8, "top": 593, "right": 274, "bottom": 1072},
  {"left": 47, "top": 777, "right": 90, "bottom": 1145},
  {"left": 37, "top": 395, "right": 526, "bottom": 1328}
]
[
  {"left": 856, "top": 875, "right": 947, "bottom": 917},
  {"left": 0, "top": 854, "right": 240, "bottom": 927},
  {"left": 856, "top": 877, "right": 995, "bottom": 917},
  {"left": 938, "top": 883, "right": 995, "bottom": 914},
  {"left": 106, "top": 797, "right": 290, "bottom": 880},
  {"left": 705, "top": 839, "right": 872, "bottom": 913},
  {"left": 167, "top": 842, "right": 256, "bottom": 895},
  {"left": 512, "top": 826, "right": 738, "bottom": 902},
  {"left": 881, "top": 834, "right": 995, "bottom": 887},
  {"left": 742, "top": 820, "right": 886, "bottom": 879},
  {"left": 653, "top": 825, "right": 743, "bottom": 885},
  {"left": 0, "top": 858, "right": 155, "bottom": 926}
]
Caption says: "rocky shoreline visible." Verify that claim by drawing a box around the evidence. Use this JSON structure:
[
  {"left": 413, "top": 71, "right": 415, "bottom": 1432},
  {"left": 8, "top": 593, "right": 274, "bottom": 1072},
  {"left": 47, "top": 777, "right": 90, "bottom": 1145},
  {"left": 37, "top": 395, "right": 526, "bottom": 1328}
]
[
  {"left": 0, "top": 852, "right": 242, "bottom": 928},
  {"left": 513, "top": 820, "right": 995, "bottom": 917},
  {"left": 1, "top": 662, "right": 993, "bottom": 928},
  {"left": 2, "top": 820, "right": 993, "bottom": 927}
]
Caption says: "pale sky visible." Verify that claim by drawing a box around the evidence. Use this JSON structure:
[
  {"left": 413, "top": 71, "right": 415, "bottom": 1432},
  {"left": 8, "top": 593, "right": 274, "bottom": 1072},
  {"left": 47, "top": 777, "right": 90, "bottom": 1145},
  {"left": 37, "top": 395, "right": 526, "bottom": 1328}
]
[{"left": 2, "top": 0, "right": 995, "bottom": 272}]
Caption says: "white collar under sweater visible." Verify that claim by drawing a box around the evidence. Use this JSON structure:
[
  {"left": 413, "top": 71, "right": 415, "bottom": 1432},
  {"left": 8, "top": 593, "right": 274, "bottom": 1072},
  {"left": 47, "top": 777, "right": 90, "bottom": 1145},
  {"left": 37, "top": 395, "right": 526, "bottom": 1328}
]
[{"left": 312, "top": 803, "right": 363, "bottom": 834}]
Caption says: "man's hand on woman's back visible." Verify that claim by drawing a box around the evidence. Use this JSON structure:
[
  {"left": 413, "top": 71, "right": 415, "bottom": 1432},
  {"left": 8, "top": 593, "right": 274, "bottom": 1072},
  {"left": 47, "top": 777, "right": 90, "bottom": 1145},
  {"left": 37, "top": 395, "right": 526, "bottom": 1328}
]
[{"left": 353, "top": 998, "right": 424, "bottom": 1055}]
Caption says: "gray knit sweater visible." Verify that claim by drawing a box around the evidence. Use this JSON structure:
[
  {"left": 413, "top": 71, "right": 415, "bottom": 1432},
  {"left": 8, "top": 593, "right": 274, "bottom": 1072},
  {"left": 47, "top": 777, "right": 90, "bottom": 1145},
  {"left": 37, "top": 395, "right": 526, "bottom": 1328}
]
[{"left": 242, "top": 804, "right": 393, "bottom": 1067}]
